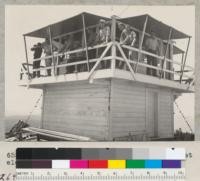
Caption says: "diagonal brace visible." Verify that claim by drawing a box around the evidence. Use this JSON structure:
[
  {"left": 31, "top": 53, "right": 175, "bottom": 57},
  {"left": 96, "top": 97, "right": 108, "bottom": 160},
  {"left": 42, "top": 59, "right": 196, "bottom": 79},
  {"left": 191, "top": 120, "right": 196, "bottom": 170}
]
[
  {"left": 88, "top": 43, "right": 112, "bottom": 80},
  {"left": 117, "top": 43, "right": 136, "bottom": 80}
]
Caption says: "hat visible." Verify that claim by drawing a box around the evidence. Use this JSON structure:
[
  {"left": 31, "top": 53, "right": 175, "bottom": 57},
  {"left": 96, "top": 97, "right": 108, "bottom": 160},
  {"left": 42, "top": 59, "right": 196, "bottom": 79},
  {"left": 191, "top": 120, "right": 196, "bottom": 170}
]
[
  {"left": 118, "top": 22, "right": 125, "bottom": 27},
  {"left": 125, "top": 24, "right": 131, "bottom": 29},
  {"left": 99, "top": 19, "right": 106, "bottom": 23}
]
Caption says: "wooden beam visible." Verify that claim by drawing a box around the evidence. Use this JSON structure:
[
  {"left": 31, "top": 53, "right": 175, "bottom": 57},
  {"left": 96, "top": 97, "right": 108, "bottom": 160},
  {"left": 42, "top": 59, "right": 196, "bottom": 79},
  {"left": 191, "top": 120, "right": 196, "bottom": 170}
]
[
  {"left": 48, "top": 26, "right": 55, "bottom": 76},
  {"left": 111, "top": 16, "right": 117, "bottom": 74},
  {"left": 82, "top": 13, "right": 90, "bottom": 72},
  {"left": 23, "top": 127, "right": 93, "bottom": 141},
  {"left": 117, "top": 43, "right": 136, "bottom": 80},
  {"left": 23, "top": 35, "right": 31, "bottom": 80},
  {"left": 88, "top": 43, "right": 112, "bottom": 80},
  {"left": 180, "top": 37, "right": 191, "bottom": 83},
  {"left": 161, "top": 27, "right": 172, "bottom": 78},
  {"left": 135, "top": 15, "right": 148, "bottom": 72}
]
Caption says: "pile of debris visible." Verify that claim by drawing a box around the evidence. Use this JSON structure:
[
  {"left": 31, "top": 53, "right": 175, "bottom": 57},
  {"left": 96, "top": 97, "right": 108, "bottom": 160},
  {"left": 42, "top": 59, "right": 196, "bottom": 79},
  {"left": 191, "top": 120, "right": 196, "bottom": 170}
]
[{"left": 6, "top": 120, "right": 29, "bottom": 141}]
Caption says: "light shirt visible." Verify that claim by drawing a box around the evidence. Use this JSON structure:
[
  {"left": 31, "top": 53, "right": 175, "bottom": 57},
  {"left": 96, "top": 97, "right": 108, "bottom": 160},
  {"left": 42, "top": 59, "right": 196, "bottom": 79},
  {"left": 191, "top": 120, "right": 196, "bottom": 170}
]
[
  {"left": 145, "top": 36, "right": 159, "bottom": 52},
  {"left": 120, "top": 29, "right": 136, "bottom": 46}
]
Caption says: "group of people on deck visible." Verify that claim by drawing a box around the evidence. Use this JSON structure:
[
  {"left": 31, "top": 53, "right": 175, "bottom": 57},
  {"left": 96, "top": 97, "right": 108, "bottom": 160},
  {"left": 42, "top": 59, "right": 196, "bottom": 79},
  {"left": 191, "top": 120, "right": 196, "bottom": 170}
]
[{"left": 31, "top": 18, "right": 162, "bottom": 78}]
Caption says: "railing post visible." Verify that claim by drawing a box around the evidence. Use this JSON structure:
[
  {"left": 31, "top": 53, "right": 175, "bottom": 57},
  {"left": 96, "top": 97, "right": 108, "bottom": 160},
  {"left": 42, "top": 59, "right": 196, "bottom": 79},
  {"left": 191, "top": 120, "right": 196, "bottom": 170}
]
[
  {"left": 180, "top": 52, "right": 185, "bottom": 82},
  {"left": 48, "top": 26, "right": 55, "bottom": 76},
  {"left": 135, "top": 15, "right": 148, "bottom": 73},
  {"left": 82, "top": 13, "right": 90, "bottom": 72},
  {"left": 111, "top": 16, "right": 117, "bottom": 74},
  {"left": 23, "top": 35, "right": 31, "bottom": 80},
  {"left": 180, "top": 37, "right": 191, "bottom": 83},
  {"left": 160, "top": 27, "right": 172, "bottom": 79}
]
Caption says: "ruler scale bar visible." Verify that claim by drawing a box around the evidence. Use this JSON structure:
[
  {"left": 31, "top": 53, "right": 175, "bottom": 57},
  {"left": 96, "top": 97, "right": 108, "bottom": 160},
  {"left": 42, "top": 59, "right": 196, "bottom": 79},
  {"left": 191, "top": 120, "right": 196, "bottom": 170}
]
[{"left": 16, "top": 169, "right": 185, "bottom": 181}]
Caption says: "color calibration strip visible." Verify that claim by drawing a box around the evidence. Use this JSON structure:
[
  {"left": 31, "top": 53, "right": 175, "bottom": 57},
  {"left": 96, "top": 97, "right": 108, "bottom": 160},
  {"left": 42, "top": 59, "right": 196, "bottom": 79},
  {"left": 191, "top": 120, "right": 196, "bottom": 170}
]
[{"left": 16, "top": 159, "right": 181, "bottom": 169}]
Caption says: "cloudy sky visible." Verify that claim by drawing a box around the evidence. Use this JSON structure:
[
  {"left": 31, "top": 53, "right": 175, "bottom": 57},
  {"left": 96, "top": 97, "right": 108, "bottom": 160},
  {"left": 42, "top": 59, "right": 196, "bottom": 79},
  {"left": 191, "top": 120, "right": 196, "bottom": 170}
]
[{"left": 5, "top": 5, "right": 195, "bottom": 131}]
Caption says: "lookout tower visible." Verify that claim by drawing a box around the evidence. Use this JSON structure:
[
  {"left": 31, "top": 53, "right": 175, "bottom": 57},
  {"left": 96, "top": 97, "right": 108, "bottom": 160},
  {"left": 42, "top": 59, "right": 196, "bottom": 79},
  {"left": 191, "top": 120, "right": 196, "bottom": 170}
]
[{"left": 19, "top": 12, "right": 194, "bottom": 141}]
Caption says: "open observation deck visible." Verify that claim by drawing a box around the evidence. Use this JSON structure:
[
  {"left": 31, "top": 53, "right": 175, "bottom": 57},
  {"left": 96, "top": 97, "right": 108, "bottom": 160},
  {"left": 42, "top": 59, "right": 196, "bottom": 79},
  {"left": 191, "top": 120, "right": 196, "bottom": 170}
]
[{"left": 19, "top": 13, "right": 194, "bottom": 93}]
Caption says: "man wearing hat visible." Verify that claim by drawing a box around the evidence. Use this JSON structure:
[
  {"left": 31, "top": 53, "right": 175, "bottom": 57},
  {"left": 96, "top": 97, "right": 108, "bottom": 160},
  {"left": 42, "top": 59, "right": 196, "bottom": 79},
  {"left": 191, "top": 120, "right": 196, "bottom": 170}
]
[
  {"left": 96, "top": 19, "right": 111, "bottom": 44},
  {"left": 31, "top": 42, "right": 43, "bottom": 78},
  {"left": 96, "top": 19, "right": 111, "bottom": 69},
  {"left": 119, "top": 23, "right": 137, "bottom": 69}
]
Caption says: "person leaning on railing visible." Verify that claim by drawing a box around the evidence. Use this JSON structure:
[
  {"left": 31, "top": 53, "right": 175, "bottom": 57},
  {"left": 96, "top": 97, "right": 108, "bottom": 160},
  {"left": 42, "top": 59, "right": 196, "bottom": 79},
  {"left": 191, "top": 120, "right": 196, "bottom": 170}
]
[
  {"left": 119, "top": 23, "right": 137, "bottom": 69},
  {"left": 96, "top": 19, "right": 111, "bottom": 69},
  {"left": 144, "top": 30, "right": 160, "bottom": 77}
]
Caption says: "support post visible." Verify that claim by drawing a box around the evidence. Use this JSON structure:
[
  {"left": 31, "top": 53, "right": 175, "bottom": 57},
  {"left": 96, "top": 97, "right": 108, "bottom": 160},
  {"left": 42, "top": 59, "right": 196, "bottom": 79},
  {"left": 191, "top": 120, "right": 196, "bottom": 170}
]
[
  {"left": 135, "top": 15, "right": 148, "bottom": 72},
  {"left": 180, "top": 37, "right": 191, "bottom": 83},
  {"left": 161, "top": 27, "right": 172, "bottom": 79},
  {"left": 23, "top": 35, "right": 31, "bottom": 80},
  {"left": 82, "top": 13, "right": 90, "bottom": 72},
  {"left": 48, "top": 26, "right": 55, "bottom": 76},
  {"left": 180, "top": 52, "right": 185, "bottom": 81},
  {"left": 111, "top": 16, "right": 117, "bottom": 74}
]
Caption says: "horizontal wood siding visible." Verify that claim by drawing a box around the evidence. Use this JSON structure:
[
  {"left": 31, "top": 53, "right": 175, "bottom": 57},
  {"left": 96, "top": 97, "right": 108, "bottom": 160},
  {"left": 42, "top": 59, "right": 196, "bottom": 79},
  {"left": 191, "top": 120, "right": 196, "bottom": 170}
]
[
  {"left": 42, "top": 80, "right": 110, "bottom": 140},
  {"left": 110, "top": 79, "right": 146, "bottom": 139},
  {"left": 110, "top": 79, "right": 174, "bottom": 140},
  {"left": 158, "top": 89, "right": 173, "bottom": 138}
]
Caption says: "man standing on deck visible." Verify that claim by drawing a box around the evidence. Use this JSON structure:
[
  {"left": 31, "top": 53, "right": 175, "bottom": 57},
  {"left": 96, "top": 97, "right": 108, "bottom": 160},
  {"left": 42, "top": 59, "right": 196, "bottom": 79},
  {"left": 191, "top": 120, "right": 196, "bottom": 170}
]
[
  {"left": 145, "top": 30, "right": 160, "bottom": 77},
  {"left": 96, "top": 19, "right": 111, "bottom": 69},
  {"left": 31, "top": 43, "right": 42, "bottom": 78},
  {"left": 119, "top": 24, "right": 137, "bottom": 69}
]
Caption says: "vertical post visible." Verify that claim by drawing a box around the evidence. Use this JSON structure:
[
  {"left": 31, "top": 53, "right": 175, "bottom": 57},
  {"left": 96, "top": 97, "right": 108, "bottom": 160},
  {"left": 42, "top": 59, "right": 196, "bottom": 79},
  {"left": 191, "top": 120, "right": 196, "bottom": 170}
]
[
  {"left": 111, "top": 16, "right": 117, "bottom": 73},
  {"left": 48, "top": 26, "right": 55, "bottom": 76},
  {"left": 82, "top": 13, "right": 90, "bottom": 72},
  {"left": 23, "top": 35, "right": 31, "bottom": 80},
  {"left": 180, "top": 52, "right": 185, "bottom": 81},
  {"left": 161, "top": 27, "right": 172, "bottom": 79},
  {"left": 135, "top": 15, "right": 148, "bottom": 72},
  {"left": 180, "top": 37, "right": 191, "bottom": 83}
]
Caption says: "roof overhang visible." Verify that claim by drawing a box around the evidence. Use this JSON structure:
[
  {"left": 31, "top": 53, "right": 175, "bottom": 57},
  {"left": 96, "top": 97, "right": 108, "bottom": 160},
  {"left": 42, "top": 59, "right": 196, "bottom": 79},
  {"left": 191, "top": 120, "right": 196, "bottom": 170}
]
[
  {"left": 24, "top": 12, "right": 110, "bottom": 39},
  {"left": 24, "top": 13, "right": 190, "bottom": 41},
  {"left": 119, "top": 14, "right": 191, "bottom": 40}
]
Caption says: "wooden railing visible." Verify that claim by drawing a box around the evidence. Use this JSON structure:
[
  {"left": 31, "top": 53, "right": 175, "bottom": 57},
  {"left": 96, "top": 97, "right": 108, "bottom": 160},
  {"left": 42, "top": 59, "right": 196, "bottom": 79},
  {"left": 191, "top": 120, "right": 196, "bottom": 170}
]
[{"left": 20, "top": 41, "right": 194, "bottom": 86}]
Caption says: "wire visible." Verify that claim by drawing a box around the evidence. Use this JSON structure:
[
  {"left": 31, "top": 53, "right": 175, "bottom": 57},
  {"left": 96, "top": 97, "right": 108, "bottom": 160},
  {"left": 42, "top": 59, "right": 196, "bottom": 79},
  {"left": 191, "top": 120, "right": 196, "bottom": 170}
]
[
  {"left": 174, "top": 101, "right": 193, "bottom": 133},
  {"left": 117, "top": 2, "right": 131, "bottom": 17},
  {"left": 25, "top": 93, "right": 43, "bottom": 123}
]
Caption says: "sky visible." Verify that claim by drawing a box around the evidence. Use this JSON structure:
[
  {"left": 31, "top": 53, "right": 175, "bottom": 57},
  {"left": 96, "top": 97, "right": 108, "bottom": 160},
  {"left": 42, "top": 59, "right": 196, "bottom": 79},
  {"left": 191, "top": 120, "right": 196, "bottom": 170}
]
[{"left": 5, "top": 5, "right": 195, "bottom": 132}]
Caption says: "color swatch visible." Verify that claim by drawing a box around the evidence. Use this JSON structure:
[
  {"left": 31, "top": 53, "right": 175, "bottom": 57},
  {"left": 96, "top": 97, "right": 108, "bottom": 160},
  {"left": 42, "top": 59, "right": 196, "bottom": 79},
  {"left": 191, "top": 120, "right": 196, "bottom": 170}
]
[{"left": 16, "top": 160, "right": 181, "bottom": 169}]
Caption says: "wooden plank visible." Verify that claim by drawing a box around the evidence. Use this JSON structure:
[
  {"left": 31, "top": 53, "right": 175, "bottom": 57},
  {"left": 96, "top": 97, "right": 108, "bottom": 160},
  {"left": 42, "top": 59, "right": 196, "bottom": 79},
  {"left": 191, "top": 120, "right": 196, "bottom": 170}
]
[
  {"left": 161, "top": 27, "right": 172, "bottom": 78},
  {"left": 48, "top": 26, "right": 56, "bottom": 76},
  {"left": 180, "top": 37, "right": 191, "bottom": 82},
  {"left": 82, "top": 13, "right": 90, "bottom": 71},
  {"left": 23, "top": 127, "right": 93, "bottom": 141},
  {"left": 23, "top": 36, "right": 31, "bottom": 80}
]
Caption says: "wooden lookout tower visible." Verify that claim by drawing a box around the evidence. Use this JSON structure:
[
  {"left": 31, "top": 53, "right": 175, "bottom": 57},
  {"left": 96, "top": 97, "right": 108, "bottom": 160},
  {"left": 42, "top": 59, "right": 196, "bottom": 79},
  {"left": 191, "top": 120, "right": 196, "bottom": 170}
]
[{"left": 20, "top": 12, "right": 194, "bottom": 141}]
